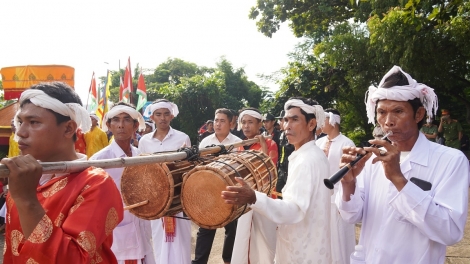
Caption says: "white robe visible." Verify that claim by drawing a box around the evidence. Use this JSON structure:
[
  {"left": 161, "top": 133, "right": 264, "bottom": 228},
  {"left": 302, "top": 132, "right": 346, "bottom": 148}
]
[
  {"left": 336, "top": 133, "right": 469, "bottom": 263},
  {"left": 138, "top": 127, "right": 192, "bottom": 264},
  {"left": 316, "top": 133, "right": 356, "bottom": 263},
  {"left": 237, "top": 140, "right": 332, "bottom": 263},
  {"left": 90, "top": 141, "right": 155, "bottom": 264}
]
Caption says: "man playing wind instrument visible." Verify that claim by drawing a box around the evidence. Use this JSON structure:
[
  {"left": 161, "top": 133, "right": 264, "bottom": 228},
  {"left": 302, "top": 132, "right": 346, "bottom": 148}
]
[
  {"left": 336, "top": 66, "right": 469, "bottom": 263},
  {"left": 1, "top": 82, "right": 123, "bottom": 263},
  {"left": 90, "top": 102, "right": 155, "bottom": 264}
]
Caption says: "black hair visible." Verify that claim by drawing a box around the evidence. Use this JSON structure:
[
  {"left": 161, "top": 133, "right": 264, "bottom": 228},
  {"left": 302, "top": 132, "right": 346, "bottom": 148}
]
[
  {"left": 215, "top": 108, "right": 234, "bottom": 121},
  {"left": 20, "top": 82, "right": 82, "bottom": 141},
  {"left": 286, "top": 97, "right": 318, "bottom": 123},
  {"left": 286, "top": 96, "right": 319, "bottom": 134},
  {"left": 324, "top": 108, "right": 340, "bottom": 117},
  {"left": 380, "top": 71, "right": 425, "bottom": 129}
]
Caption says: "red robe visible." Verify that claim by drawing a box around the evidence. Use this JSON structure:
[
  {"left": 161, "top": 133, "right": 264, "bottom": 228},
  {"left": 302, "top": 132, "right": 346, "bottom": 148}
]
[
  {"left": 3, "top": 167, "right": 124, "bottom": 263},
  {"left": 239, "top": 138, "right": 279, "bottom": 165}
]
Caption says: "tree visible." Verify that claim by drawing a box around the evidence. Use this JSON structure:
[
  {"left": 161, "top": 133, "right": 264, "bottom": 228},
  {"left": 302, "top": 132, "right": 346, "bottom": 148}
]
[{"left": 254, "top": 0, "right": 470, "bottom": 143}]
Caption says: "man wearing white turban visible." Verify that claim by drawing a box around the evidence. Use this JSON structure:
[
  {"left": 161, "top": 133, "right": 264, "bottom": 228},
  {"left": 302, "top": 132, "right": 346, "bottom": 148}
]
[
  {"left": 315, "top": 108, "right": 356, "bottom": 264},
  {"left": 90, "top": 102, "right": 154, "bottom": 264},
  {"left": 336, "top": 66, "right": 469, "bottom": 263},
  {"left": 139, "top": 99, "right": 192, "bottom": 264},
  {"left": 224, "top": 98, "right": 333, "bottom": 263},
  {"left": 1, "top": 82, "right": 123, "bottom": 262}
]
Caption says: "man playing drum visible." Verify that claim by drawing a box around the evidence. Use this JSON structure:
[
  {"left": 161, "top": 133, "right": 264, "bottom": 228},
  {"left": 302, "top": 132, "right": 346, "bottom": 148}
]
[
  {"left": 229, "top": 107, "right": 280, "bottom": 264},
  {"left": 1, "top": 82, "right": 123, "bottom": 263},
  {"left": 90, "top": 102, "right": 155, "bottom": 264},
  {"left": 139, "top": 99, "right": 192, "bottom": 264},
  {"left": 223, "top": 97, "right": 333, "bottom": 263},
  {"left": 193, "top": 108, "right": 242, "bottom": 264}
]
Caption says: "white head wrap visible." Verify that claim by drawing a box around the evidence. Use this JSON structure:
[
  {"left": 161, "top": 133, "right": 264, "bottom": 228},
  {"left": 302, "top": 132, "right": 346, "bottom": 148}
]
[
  {"left": 325, "top": 111, "right": 341, "bottom": 126},
  {"left": 14, "top": 89, "right": 91, "bottom": 141},
  {"left": 143, "top": 101, "right": 179, "bottom": 118},
  {"left": 90, "top": 114, "right": 100, "bottom": 123},
  {"left": 365, "top": 65, "right": 438, "bottom": 124},
  {"left": 284, "top": 99, "right": 325, "bottom": 128},
  {"left": 238, "top": 110, "right": 264, "bottom": 131},
  {"left": 102, "top": 105, "right": 146, "bottom": 132},
  {"left": 145, "top": 121, "right": 155, "bottom": 131}
]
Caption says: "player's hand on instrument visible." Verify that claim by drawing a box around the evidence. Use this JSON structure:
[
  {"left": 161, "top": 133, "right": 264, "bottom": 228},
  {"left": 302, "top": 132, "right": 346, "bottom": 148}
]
[
  {"left": 221, "top": 177, "right": 256, "bottom": 205},
  {"left": 340, "top": 146, "right": 371, "bottom": 183},
  {"left": 365, "top": 138, "right": 404, "bottom": 186},
  {"left": 0, "top": 155, "right": 42, "bottom": 203}
]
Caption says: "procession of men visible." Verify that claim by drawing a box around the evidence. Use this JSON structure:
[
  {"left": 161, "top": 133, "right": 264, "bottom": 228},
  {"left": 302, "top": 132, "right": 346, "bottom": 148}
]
[{"left": 1, "top": 65, "right": 469, "bottom": 263}]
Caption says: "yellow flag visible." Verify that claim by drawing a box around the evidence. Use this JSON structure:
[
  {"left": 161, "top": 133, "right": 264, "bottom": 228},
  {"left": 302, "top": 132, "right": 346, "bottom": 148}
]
[{"left": 96, "top": 70, "right": 112, "bottom": 124}]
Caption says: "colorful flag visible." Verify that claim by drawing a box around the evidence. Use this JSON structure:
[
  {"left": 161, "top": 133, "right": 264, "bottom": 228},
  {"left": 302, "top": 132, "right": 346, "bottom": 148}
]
[
  {"left": 96, "top": 70, "right": 111, "bottom": 124},
  {"left": 119, "top": 75, "right": 125, "bottom": 101},
  {"left": 122, "top": 57, "right": 132, "bottom": 103},
  {"left": 87, "top": 72, "right": 98, "bottom": 112},
  {"left": 136, "top": 69, "right": 147, "bottom": 111}
]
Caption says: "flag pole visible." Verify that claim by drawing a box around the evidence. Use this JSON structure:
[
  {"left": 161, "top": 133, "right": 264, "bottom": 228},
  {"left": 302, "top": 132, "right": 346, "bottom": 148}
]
[{"left": 86, "top": 72, "right": 94, "bottom": 112}]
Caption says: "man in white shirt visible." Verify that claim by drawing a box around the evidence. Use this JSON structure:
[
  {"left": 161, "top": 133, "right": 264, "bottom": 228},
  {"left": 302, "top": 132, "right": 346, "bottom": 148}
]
[
  {"left": 222, "top": 97, "right": 333, "bottom": 263},
  {"left": 193, "top": 108, "right": 242, "bottom": 264},
  {"left": 336, "top": 66, "right": 469, "bottom": 263},
  {"left": 316, "top": 108, "right": 356, "bottom": 264},
  {"left": 139, "top": 99, "right": 192, "bottom": 264},
  {"left": 90, "top": 102, "right": 155, "bottom": 264}
]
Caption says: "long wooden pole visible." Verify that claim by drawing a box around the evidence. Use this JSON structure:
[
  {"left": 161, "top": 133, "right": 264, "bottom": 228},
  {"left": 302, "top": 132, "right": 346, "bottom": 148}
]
[{"left": 0, "top": 136, "right": 269, "bottom": 178}]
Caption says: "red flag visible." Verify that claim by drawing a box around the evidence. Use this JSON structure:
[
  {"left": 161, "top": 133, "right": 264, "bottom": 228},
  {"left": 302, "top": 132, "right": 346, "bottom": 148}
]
[
  {"left": 136, "top": 70, "right": 147, "bottom": 110},
  {"left": 119, "top": 76, "right": 124, "bottom": 101},
  {"left": 87, "top": 72, "right": 98, "bottom": 112},
  {"left": 122, "top": 57, "right": 132, "bottom": 103}
]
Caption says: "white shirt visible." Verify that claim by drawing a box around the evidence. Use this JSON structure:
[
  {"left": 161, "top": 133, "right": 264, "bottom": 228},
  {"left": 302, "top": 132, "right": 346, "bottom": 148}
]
[
  {"left": 250, "top": 140, "right": 332, "bottom": 263},
  {"left": 139, "top": 127, "right": 191, "bottom": 152},
  {"left": 336, "top": 133, "right": 469, "bottom": 264},
  {"left": 316, "top": 133, "right": 356, "bottom": 264},
  {"left": 198, "top": 132, "right": 242, "bottom": 148},
  {"left": 138, "top": 126, "right": 192, "bottom": 264},
  {"left": 90, "top": 141, "right": 155, "bottom": 263}
]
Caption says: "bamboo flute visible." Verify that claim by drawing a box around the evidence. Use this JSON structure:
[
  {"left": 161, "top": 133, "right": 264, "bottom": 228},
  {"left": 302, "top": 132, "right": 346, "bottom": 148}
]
[{"left": 0, "top": 136, "right": 270, "bottom": 178}]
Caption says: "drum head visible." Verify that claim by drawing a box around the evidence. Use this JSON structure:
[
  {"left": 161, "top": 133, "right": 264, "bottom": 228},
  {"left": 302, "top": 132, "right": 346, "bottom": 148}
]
[
  {"left": 182, "top": 168, "right": 236, "bottom": 229},
  {"left": 121, "top": 163, "right": 173, "bottom": 220}
]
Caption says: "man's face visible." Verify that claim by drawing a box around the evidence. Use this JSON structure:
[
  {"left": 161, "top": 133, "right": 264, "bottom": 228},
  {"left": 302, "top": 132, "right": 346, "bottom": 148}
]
[
  {"left": 241, "top": 115, "right": 262, "bottom": 139},
  {"left": 150, "top": 108, "right": 174, "bottom": 130},
  {"left": 321, "top": 118, "right": 334, "bottom": 135},
  {"left": 284, "top": 107, "right": 316, "bottom": 149},
  {"left": 376, "top": 100, "right": 424, "bottom": 143},
  {"left": 16, "top": 103, "right": 74, "bottom": 161},
  {"left": 278, "top": 119, "right": 284, "bottom": 130},
  {"left": 90, "top": 117, "right": 98, "bottom": 128},
  {"left": 107, "top": 113, "right": 138, "bottom": 142},
  {"left": 214, "top": 113, "right": 231, "bottom": 137},
  {"left": 263, "top": 119, "right": 275, "bottom": 131},
  {"left": 144, "top": 124, "right": 153, "bottom": 134}
]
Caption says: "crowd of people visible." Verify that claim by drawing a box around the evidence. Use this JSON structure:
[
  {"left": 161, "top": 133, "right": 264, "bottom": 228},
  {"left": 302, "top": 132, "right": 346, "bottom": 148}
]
[{"left": 1, "top": 65, "right": 469, "bottom": 263}]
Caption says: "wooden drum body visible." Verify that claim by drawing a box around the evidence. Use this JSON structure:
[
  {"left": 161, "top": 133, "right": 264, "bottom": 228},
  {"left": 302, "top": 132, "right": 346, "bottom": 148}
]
[
  {"left": 181, "top": 150, "right": 277, "bottom": 229},
  {"left": 121, "top": 160, "right": 196, "bottom": 220}
]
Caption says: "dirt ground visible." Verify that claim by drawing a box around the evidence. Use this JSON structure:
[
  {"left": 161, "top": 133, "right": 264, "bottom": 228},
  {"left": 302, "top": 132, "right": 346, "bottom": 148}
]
[
  {"left": 193, "top": 188, "right": 470, "bottom": 264},
  {"left": 0, "top": 189, "right": 468, "bottom": 263}
]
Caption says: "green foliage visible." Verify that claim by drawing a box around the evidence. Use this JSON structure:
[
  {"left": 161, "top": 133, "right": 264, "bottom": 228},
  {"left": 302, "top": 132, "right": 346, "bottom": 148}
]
[
  {"left": 257, "top": 0, "right": 470, "bottom": 144},
  {"left": 98, "top": 57, "right": 264, "bottom": 143}
]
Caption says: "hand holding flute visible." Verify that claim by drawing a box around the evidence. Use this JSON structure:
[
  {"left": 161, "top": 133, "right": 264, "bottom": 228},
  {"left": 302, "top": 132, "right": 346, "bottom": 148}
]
[{"left": 324, "top": 131, "right": 394, "bottom": 190}]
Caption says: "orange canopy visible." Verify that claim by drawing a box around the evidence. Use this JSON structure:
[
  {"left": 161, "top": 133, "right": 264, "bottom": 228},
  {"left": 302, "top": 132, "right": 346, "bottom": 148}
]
[{"left": 1, "top": 65, "right": 74, "bottom": 100}]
